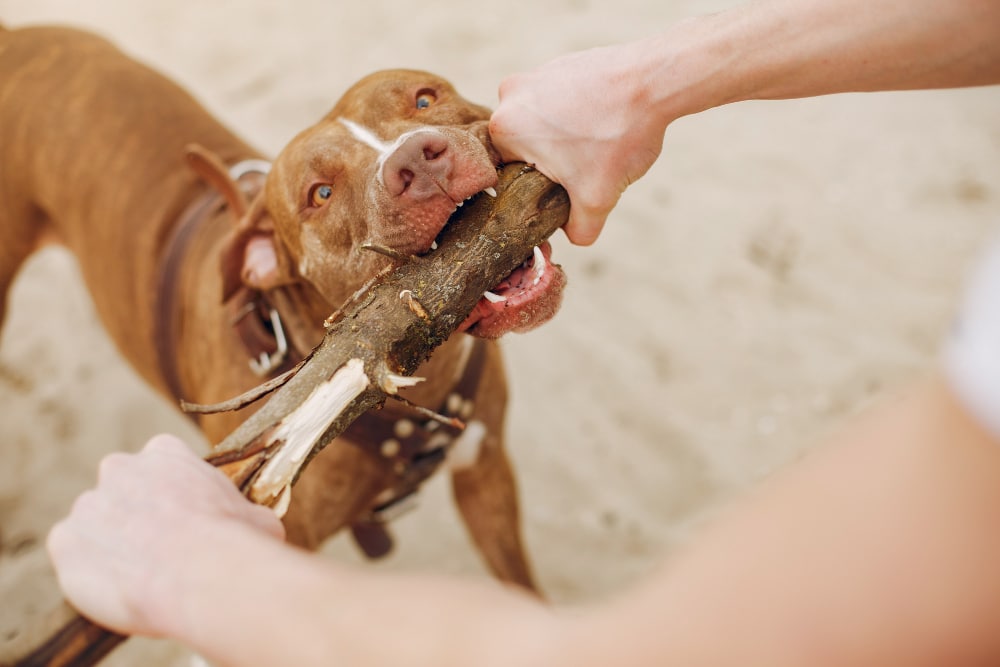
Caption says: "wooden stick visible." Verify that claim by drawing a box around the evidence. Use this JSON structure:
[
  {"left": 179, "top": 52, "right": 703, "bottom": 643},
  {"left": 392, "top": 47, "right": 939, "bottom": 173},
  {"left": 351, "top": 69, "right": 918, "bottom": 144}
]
[{"left": 0, "top": 164, "right": 568, "bottom": 667}]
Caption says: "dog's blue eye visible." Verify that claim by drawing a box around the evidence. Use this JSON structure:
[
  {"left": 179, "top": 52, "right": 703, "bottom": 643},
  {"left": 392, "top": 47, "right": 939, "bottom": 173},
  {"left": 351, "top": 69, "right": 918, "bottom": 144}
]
[
  {"left": 415, "top": 90, "right": 436, "bottom": 109},
  {"left": 309, "top": 183, "right": 333, "bottom": 207}
]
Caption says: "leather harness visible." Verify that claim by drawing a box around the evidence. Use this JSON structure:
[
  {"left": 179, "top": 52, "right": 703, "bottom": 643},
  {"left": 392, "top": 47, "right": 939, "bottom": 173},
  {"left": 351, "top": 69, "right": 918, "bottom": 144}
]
[{"left": 153, "top": 160, "right": 489, "bottom": 556}]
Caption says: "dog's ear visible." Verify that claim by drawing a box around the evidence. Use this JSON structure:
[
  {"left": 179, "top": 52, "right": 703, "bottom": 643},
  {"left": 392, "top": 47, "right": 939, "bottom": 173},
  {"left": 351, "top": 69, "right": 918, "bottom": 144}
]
[
  {"left": 182, "top": 144, "right": 298, "bottom": 302},
  {"left": 219, "top": 193, "right": 298, "bottom": 302},
  {"left": 184, "top": 144, "right": 250, "bottom": 218}
]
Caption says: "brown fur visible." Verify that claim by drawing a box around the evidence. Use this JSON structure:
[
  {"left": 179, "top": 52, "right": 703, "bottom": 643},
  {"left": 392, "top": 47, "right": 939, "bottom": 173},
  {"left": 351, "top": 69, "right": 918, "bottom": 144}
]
[{"left": 0, "top": 26, "right": 539, "bottom": 589}]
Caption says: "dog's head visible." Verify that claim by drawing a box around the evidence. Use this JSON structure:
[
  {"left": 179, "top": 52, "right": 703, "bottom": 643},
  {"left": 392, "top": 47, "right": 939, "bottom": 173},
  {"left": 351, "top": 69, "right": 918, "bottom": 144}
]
[{"left": 226, "top": 69, "right": 565, "bottom": 338}]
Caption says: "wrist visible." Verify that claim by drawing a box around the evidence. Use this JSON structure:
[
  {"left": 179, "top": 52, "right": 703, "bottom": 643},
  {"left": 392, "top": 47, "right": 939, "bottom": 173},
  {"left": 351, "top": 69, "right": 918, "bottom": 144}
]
[
  {"left": 633, "top": 13, "right": 754, "bottom": 126},
  {"left": 143, "top": 517, "right": 283, "bottom": 645}
]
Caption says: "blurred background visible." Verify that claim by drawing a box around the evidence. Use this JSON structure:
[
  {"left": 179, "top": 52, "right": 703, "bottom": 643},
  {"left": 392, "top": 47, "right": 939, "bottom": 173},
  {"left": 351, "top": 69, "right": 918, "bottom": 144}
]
[{"left": 0, "top": 1, "right": 997, "bottom": 663}]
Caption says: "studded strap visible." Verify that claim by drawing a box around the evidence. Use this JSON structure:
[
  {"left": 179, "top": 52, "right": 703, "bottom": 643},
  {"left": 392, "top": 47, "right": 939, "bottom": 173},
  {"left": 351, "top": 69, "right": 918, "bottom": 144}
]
[{"left": 345, "top": 338, "right": 489, "bottom": 558}]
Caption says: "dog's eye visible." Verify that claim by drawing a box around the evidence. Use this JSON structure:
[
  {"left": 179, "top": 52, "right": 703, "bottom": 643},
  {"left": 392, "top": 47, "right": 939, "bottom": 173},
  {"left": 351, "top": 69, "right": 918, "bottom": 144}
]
[
  {"left": 415, "top": 90, "right": 437, "bottom": 110},
  {"left": 308, "top": 183, "right": 334, "bottom": 207}
]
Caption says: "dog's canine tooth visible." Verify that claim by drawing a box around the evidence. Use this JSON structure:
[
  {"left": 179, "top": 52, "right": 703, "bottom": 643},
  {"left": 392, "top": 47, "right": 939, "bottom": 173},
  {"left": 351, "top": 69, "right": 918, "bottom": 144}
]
[
  {"left": 431, "top": 241, "right": 438, "bottom": 250},
  {"left": 484, "top": 186, "right": 497, "bottom": 198},
  {"left": 532, "top": 245, "right": 546, "bottom": 285},
  {"left": 483, "top": 290, "right": 506, "bottom": 303}
]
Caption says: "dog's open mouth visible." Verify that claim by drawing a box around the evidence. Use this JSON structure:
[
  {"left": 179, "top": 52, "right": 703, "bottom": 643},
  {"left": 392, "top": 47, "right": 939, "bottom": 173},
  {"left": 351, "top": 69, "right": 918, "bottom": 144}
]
[
  {"left": 456, "top": 240, "right": 565, "bottom": 338},
  {"left": 413, "top": 180, "right": 566, "bottom": 339}
]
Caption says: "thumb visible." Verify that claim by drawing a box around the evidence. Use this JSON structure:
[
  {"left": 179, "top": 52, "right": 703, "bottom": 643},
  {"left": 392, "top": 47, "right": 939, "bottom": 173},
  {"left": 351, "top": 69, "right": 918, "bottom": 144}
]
[
  {"left": 563, "top": 211, "right": 606, "bottom": 246},
  {"left": 562, "top": 187, "right": 615, "bottom": 246},
  {"left": 244, "top": 500, "right": 288, "bottom": 541}
]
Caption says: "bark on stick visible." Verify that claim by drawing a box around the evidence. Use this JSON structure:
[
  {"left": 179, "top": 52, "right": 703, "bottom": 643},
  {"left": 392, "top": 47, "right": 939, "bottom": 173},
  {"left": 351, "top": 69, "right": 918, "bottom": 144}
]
[{"left": 2, "top": 164, "right": 568, "bottom": 667}]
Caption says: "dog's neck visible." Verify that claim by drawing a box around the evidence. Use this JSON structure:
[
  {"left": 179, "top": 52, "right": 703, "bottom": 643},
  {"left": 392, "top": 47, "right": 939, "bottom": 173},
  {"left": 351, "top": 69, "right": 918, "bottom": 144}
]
[{"left": 261, "top": 271, "right": 478, "bottom": 415}]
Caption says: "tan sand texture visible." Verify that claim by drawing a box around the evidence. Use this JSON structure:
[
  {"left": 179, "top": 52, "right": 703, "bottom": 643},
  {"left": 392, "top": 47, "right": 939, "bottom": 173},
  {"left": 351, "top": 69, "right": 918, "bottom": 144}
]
[{"left": 0, "top": 1, "right": 998, "bottom": 663}]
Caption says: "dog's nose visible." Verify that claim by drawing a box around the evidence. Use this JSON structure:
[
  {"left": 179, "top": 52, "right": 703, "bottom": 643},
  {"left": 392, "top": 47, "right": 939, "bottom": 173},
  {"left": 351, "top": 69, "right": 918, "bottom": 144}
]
[{"left": 382, "top": 131, "right": 452, "bottom": 198}]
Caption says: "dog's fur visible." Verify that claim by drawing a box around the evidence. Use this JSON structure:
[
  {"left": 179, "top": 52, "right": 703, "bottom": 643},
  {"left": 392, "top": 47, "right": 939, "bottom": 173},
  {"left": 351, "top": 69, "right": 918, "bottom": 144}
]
[{"left": 0, "top": 25, "right": 566, "bottom": 590}]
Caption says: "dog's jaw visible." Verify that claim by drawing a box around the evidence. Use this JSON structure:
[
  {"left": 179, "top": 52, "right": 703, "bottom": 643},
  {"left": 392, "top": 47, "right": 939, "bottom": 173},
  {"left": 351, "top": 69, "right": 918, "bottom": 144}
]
[
  {"left": 268, "top": 70, "right": 567, "bottom": 340},
  {"left": 458, "top": 241, "right": 566, "bottom": 338},
  {"left": 344, "top": 118, "right": 500, "bottom": 257}
]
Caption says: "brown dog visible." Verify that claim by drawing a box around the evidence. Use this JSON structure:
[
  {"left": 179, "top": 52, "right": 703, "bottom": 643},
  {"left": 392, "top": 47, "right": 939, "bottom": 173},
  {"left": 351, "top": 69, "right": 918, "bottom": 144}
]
[{"left": 0, "top": 25, "right": 566, "bottom": 590}]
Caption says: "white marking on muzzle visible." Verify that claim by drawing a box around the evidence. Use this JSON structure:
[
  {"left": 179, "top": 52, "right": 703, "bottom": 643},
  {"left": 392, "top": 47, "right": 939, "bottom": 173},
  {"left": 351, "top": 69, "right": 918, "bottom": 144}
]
[
  {"left": 339, "top": 117, "right": 391, "bottom": 154},
  {"left": 338, "top": 117, "right": 447, "bottom": 188}
]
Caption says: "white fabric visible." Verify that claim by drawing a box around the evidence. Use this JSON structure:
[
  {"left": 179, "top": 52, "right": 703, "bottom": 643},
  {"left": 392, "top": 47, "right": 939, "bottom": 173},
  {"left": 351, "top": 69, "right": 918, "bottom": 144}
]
[{"left": 944, "top": 237, "right": 1000, "bottom": 438}]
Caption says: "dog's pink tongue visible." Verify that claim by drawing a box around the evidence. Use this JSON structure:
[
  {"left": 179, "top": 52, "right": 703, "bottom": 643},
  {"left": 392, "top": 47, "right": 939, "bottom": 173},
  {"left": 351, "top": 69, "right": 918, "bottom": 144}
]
[
  {"left": 458, "top": 298, "right": 504, "bottom": 333},
  {"left": 457, "top": 242, "right": 565, "bottom": 339}
]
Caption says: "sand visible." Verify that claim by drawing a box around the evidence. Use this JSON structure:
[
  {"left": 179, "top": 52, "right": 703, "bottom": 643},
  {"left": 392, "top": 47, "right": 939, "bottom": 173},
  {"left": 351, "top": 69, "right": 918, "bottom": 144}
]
[{"left": 0, "top": 0, "right": 998, "bottom": 663}]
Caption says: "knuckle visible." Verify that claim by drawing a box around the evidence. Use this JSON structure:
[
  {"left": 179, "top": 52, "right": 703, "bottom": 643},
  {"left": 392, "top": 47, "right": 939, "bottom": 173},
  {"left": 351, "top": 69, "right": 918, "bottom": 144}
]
[
  {"left": 487, "top": 112, "right": 502, "bottom": 136},
  {"left": 145, "top": 433, "right": 185, "bottom": 454},
  {"left": 97, "top": 452, "right": 130, "bottom": 482},
  {"left": 496, "top": 74, "right": 518, "bottom": 99},
  {"left": 70, "top": 488, "right": 99, "bottom": 516},
  {"left": 46, "top": 520, "right": 68, "bottom": 554}
]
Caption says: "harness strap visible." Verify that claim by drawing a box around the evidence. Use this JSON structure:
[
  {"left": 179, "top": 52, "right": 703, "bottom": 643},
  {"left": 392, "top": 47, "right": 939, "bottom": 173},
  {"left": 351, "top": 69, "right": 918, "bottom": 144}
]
[
  {"left": 346, "top": 337, "right": 488, "bottom": 558},
  {"left": 154, "top": 161, "right": 276, "bottom": 414},
  {"left": 154, "top": 186, "right": 225, "bottom": 409},
  {"left": 154, "top": 160, "right": 490, "bottom": 560}
]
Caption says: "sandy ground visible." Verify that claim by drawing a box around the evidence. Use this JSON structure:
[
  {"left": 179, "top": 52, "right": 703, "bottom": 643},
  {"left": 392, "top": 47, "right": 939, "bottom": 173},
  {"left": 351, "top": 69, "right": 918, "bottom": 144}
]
[{"left": 0, "top": 0, "right": 998, "bottom": 663}]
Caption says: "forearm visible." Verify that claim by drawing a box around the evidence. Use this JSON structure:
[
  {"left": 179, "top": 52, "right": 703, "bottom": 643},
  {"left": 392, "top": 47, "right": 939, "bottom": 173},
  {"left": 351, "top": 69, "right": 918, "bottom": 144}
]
[
  {"left": 644, "top": 0, "right": 1000, "bottom": 121},
  {"left": 565, "top": 376, "right": 1000, "bottom": 665},
  {"left": 165, "top": 524, "right": 566, "bottom": 667}
]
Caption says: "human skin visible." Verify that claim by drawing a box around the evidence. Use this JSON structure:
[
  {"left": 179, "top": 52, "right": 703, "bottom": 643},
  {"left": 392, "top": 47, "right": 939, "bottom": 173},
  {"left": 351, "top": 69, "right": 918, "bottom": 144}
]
[
  {"left": 489, "top": 0, "right": 1000, "bottom": 245},
  {"left": 48, "top": 376, "right": 1000, "bottom": 665}
]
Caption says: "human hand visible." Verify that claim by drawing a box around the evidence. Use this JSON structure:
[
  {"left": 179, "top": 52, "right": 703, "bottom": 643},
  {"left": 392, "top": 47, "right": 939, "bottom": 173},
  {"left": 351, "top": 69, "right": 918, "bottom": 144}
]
[
  {"left": 490, "top": 41, "right": 670, "bottom": 245},
  {"left": 47, "top": 434, "right": 285, "bottom": 637}
]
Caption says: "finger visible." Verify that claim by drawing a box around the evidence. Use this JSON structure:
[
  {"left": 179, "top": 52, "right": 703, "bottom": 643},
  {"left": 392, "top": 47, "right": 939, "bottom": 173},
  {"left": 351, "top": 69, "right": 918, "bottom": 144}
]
[
  {"left": 143, "top": 432, "right": 192, "bottom": 456},
  {"left": 487, "top": 111, "right": 527, "bottom": 166},
  {"left": 143, "top": 433, "right": 236, "bottom": 492},
  {"left": 145, "top": 434, "right": 284, "bottom": 538},
  {"left": 561, "top": 185, "right": 615, "bottom": 246},
  {"left": 563, "top": 213, "right": 605, "bottom": 246},
  {"left": 46, "top": 503, "right": 131, "bottom": 631},
  {"left": 245, "top": 503, "right": 288, "bottom": 541},
  {"left": 96, "top": 451, "right": 134, "bottom": 484},
  {"left": 46, "top": 516, "right": 75, "bottom": 565}
]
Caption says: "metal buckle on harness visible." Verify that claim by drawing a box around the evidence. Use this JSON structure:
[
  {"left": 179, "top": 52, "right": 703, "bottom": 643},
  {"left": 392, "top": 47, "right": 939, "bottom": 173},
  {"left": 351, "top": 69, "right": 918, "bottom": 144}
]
[
  {"left": 371, "top": 492, "right": 420, "bottom": 523},
  {"left": 248, "top": 308, "right": 289, "bottom": 377}
]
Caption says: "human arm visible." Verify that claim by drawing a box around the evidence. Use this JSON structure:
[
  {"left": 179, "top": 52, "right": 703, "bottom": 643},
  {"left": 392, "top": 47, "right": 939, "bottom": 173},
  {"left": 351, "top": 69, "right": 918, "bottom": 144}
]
[
  {"left": 560, "top": 375, "right": 1000, "bottom": 665},
  {"left": 489, "top": 0, "right": 1000, "bottom": 245},
  {"left": 45, "top": 435, "right": 565, "bottom": 667},
  {"left": 48, "top": 373, "right": 1000, "bottom": 666}
]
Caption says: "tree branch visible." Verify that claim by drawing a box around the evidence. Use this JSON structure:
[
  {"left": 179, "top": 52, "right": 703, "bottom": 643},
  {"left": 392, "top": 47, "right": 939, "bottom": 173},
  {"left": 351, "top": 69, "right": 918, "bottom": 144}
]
[{"left": 2, "top": 164, "right": 568, "bottom": 667}]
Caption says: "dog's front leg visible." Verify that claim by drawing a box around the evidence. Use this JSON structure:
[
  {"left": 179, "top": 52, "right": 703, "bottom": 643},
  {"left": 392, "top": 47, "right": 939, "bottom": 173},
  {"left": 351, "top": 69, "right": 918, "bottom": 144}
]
[
  {"left": 281, "top": 440, "right": 391, "bottom": 550},
  {"left": 450, "top": 431, "right": 539, "bottom": 593}
]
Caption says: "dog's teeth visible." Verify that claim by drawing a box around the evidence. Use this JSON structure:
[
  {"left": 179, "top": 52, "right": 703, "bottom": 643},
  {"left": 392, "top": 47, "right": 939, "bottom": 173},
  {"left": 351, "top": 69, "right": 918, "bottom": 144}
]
[
  {"left": 483, "top": 290, "right": 506, "bottom": 303},
  {"left": 431, "top": 241, "right": 438, "bottom": 250},
  {"left": 484, "top": 187, "right": 497, "bottom": 198},
  {"left": 456, "top": 200, "right": 464, "bottom": 208},
  {"left": 532, "top": 245, "right": 546, "bottom": 285}
]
